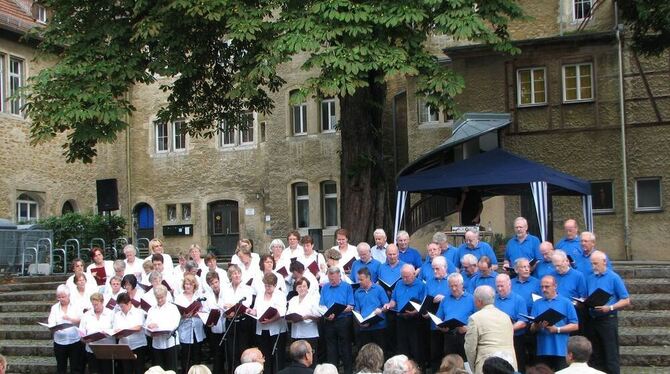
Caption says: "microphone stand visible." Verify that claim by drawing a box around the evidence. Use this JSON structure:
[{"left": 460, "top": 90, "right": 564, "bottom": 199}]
[
  {"left": 220, "top": 301, "right": 244, "bottom": 372},
  {"left": 272, "top": 329, "right": 282, "bottom": 374}
]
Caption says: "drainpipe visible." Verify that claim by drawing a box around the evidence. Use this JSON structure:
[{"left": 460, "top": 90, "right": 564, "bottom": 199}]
[
  {"left": 125, "top": 91, "right": 133, "bottom": 240},
  {"left": 615, "top": 3, "right": 631, "bottom": 260},
  {"left": 559, "top": 0, "right": 564, "bottom": 36}
]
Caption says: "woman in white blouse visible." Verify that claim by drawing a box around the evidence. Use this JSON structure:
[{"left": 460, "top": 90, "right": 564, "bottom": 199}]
[
  {"left": 86, "top": 247, "right": 114, "bottom": 293},
  {"left": 221, "top": 264, "right": 255, "bottom": 371},
  {"left": 247, "top": 272, "right": 288, "bottom": 374},
  {"left": 145, "top": 285, "right": 180, "bottom": 372},
  {"left": 121, "top": 274, "right": 145, "bottom": 308},
  {"left": 237, "top": 246, "right": 261, "bottom": 286},
  {"left": 79, "top": 292, "right": 114, "bottom": 374},
  {"left": 286, "top": 277, "right": 321, "bottom": 360},
  {"left": 70, "top": 273, "right": 94, "bottom": 313},
  {"left": 112, "top": 292, "right": 147, "bottom": 374},
  {"left": 49, "top": 284, "right": 84, "bottom": 374},
  {"left": 252, "top": 254, "right": 287, "bottom": 296},
  {"left": 299, "top": 235, "right": 327, "bottom": 282},
  {"left": 175, "top": 274, "right": 207, "bottom": 374}
]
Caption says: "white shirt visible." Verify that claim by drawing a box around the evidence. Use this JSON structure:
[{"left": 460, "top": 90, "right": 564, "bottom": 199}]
[
  {"left": 145, "top": 302, "right": 181, "bottom": 349},
  {"left": 141, "top": 288, "right": 174, "bottom": 310},
  {"left": 79, "top": 308, "right": 115, "bottom": 353},
  {"left": 48, "top": 302, "right": 82, "bottom": 345},
  {"left": 112, "top": 307, "right": 147, "bottom": 350},
  {"left": 252, "top": 271, "right": 287, "bottom": 296},
  {"left": 102, "top": 290, "right": 123, "bottom": 312},
  {"left": 86, "top": 261, "right": 115, "bottom": 291},
  {"left": 69, "top": 288, "right": 94, "bottom": 313},
  {"left": 66, "top": 273, "right": 98, "bottom": 295},
  {"left": 287, "top": 271, "right": 320, "bottom": 296},
  {"left": 124, "top": 259, "right": 144, "bottom": 281},
  {"left": 231, "top": 253, "right": 261, "bottom": 270},
  {"left": 144, "top": 253, "right": 174, "bottom": 276},
  {"left": 286, "top": 293, "right": 320, "bottom": 339},
  {"left": 174, "top": 293, "right": 207, "bottom": 344},
  {"left": 298, "top": 251, "right": 327, "bottom": 281},
  {"left": 281, "top": 245, "right": 304, "bottom": 264},
  {"left": 221, "top": 283, "right": 254, "bottom": 312},
  {"left": 204, "top": 289, "right": 226, "bottom": 334},
  {"left": 556, "top": 362, "right": 606, "bottom": 374},
  {"left": 253, "top": 290, "right": 287, "bottom": 336},
  {"left": 332, "top": 244, "right": 360, "bottom": 271},
  {"left": 370, "top": 243, "right": 388, "bottom": 263},
  {"left": 239, "top": 263, "right": 261, "bottom": 287},
  {"left": 200, "top": 267, "right": 230, "bottom": 295}
]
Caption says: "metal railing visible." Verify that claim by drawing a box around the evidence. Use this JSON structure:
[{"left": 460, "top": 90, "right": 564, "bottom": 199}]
[
  {"left": 136, "top": 238, "right": 150, "bottom": 258},
  {"left": 64, "top": 239, "right": 81, "bottom": 259},
  {"left": 406, "top": 195, "right": 458, "bottom": 235}
]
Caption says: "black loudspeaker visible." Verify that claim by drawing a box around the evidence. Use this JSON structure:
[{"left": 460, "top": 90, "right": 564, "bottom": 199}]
[{"left": 96, "top": 179, "right": 119, "bottom": 211}]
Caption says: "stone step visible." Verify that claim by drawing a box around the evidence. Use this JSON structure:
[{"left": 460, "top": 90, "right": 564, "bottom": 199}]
[
  {"left": 0, "top": 290, "right": 54, "bottom": 302},
  {"left": 621, "top": 366, "right": 670, "bottom": 374},
  {"left": 0, "top": 274, "right": 69, "bottom": 284},
  {"left": 0, "top": 339, "right": 52, "bottom": 356},
  {"left": 0, "top": 280, "right": 64, "bottom": 292},
  {"left": 624, "top": 278, "right": 670, "bottom": 294},
  {"left": 3, "top": 355, "right": 56, "bottom": 374},
  {"left": 620, "top": 326, "right": 670, "bottom": 346},
  {"left": 0, "top": 324, "right": 51, "bottom": 340},
  {"left": 629, "top": 294, "right": 670, "bottom": 311},
  {"left": 619, "top": 310, "right": 670, "bottom": 327},
  {"left": 620, "top": 345, "right": 670, "bottom": 367},
  {"left": 0, "top": 312, "right": 49, "bottom": 325},
  {"left": 0, "top": 301, "right": 52, "bottom": 313},
  {"left": 616, "top": 266, "right": 670, "bottom": 279}
]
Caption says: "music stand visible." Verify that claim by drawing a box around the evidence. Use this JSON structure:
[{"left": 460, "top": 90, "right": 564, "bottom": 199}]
[{"left": 90, "top": 344, "right": 136, "bottom": 374}]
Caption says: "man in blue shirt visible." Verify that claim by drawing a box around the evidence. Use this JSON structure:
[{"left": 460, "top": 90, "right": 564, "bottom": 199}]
[
  {"left": 319, "top": 266, "right": 355, "bottom": 374},
  {"left": 421, "top": 242, "right": 457, "bottom": 282},
  {"left": 533, "top": 242, "right": 556, "bottom": 279},
  {"left": 584, "top": 251, "right": 630, "bottom": 374},
  {"left": 504, "top": 217, "right": 541, "bottom": 269},
  {"left": 350, "top": 243, "right": 381, "bottom": 283},
  {"left": 460, "top": 253, "right": 479, "bottom": 290},
  {"left": 396, "top": 230, "right": 423, "bottom": 270},
  {"left": 551, "top": 250, "right": 587, "bottom": 300},
  {"left": 467, "top": 256, "right": 497, "bottom": 294},
  {"left": 510, "top": 257, "right": 541, "bottom": 369},
  {"left": 494, "top": 273, "right": 529, "bottom": 372},
  {"left": 555, "top": 219, "right": 581, "bottom": 258},
  {"left": 433, "top": 232, "right": 459, "bottom": 267},
  {"left": 353, "top": 267, "right": 388, "bottom": 350},
  {"left": 377, "top": 244, "right": 404, "bottom": 358},
  {"left": 456, "top": 230, "right": 498, "bottom": 270},
  {"left": 423, "top": 256, "right": 451, "bottom": 372},
  {"left": 530, "top": 275, "right": 579, "bottom": 371},
  {"left": 435, "top": 272, "right": 476, "bottom": 361},
  {"left": 575, "top": 232, "right": 612, "bottom": 277},
  {"left": 383, "top": 264, "right": 426, "bottom": 365}
]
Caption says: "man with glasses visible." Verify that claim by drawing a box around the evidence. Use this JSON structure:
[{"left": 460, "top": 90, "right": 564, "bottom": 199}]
[
  {"left": 277, "top": 340, "right": 314, "bottom": 374},
  {"left": 455, "top": 230, "right": 498, "bottom": 270}
]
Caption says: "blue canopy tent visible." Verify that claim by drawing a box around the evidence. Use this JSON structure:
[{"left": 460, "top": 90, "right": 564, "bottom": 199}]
[{"left": 394, "top": 148, "right": 593, "bottom": 242}]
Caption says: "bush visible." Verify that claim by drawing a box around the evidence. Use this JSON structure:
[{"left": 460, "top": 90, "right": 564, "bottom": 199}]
[{"left": 39, "top": 212, "right": 127, "bottom": 253}]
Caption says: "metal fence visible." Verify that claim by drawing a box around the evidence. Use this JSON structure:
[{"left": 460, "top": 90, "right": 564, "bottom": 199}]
[{"left": 0, "top": 228, "right": 54, "bottom": 275}]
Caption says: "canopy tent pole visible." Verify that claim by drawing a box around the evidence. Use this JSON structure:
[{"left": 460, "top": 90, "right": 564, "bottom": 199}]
[
  {"left": 393, "top": 190, "right": 408, "bottom": 243},
  {"left": 582, "top": 195, "right": 594, "bottom": 232},
  {"left": 531, "top": 181, "right": 548, "bottom": 242}
]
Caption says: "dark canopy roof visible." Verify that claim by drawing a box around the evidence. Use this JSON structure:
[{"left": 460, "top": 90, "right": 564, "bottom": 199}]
[{"left": 396, "top": 148, "right": 591, "bottom": 197}]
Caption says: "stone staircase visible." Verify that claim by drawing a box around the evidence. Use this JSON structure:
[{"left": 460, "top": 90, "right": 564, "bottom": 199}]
[{"left": 0, "top": 264, "right": 668, "bottom": 373}]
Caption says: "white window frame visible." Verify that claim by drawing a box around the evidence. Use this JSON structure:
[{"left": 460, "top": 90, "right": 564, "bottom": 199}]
[
  {"left": 172, "top": 120, "right": 186, "bottom": 152},
  {"left": 562, "top": 63, "right": 594, "bottom": 103},
  {"left": 573, "top": 0, "right": 592, "bottom": 21},
  {"left": 418, "top": 97, "right": 439, "bottom": 123},
  {"left": 0, "top": 55, "right": 4, "bottom": 113},
  {"left": 321, "top": 98, "right": 337, "bottom": 132},
  {"left": 321, "top": 181, "right": 338, "bottom": 228},
  {"left": 239, "top": 112, "right": 255, "bottom": 145},
  {"left": 155, "top": 121, "right": 169, "bottom": 153},
  {"left": 292, "top": 102, "right": 307, "bottom": 135},
  {"left": 635, "top": 177, "right": 662, "bottom": 212},
  {"left": 516, "top": 67, "right": 547, "bottom": 107},
  {"left": 36, "top": 4, "right": 47, "bottom": 23},
  {"left": 16, "top": 195, "right": 39, "bottom": 223},
  {"left": 219, "top": 120, "right": 235, "bottom": 147},
  {"left": 8, "top": 57, "right": 24, "bottom": 115},
  {"left": 294, "top": 183, "right": 310, "bottom": 229},
  {"left": 218, "top": 113, "right": 255, "bottom": 148}
]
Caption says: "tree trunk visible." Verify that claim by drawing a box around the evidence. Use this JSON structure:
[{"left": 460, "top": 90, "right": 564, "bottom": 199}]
[{"left": 339, "top": 72, "right": 389, "bottom": 243}]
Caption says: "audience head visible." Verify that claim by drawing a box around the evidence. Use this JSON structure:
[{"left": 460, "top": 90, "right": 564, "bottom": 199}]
[
  {"left": 288, "top": 340, "right": 313, "bottom": 366},
  {"left": 234, "top": 363, "right": 264, "bottom": 374},
  {"left": 438, "top": 354, "right": 466, "bottom": 374},
  {"left": 355, "top": 343, "right": 384, "bottom": 373},
  {"left": 314, "top": 363, "right": 339, "bottom": 374},
  {"left": 525, "top": 363, "right": 554, "bottom": 374},
  {"left": 566, "top": 335, "right": 593, "bottom": 363},
  {"left": 482, "top": 356, "right": 514, "bottom": 374},
  {"left": 383, "top": 354, "right": 409, "bottom": 374},
  {"left": 187, "top": 365, "right": 212, "bottom": 374},
  {"left": 0, "top": 353, "right": 6, "bottom": 374},
  {"left": 240, "top": 347, "right": 265, "bottom": 364}
]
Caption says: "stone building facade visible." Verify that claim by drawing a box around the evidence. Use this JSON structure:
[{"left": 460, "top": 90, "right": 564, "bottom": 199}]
[{"left": 1, "top": 0, "right": 669, "bottom": 260}]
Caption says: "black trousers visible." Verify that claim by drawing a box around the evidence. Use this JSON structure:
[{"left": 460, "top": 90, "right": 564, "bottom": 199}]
[
  {"left": 207, "top": 330, "right": 226, "bottom": 374},
  {"left": 54, "top": 341, "right": 84, "bottom": 374},
  {"left": 444, "top": 332, "right": 466, "bottom": 362},
  {"left": 384, "top": 311, "right": 398, "bottom": 358},
  {"left": 513, "top": 334, "right": 529, "bottom": 372},
  {"left": 120, "top": 346, "right": 146, "bottom": 374},
  {"left": 429, "top": 330, "right": 446, "bottom": 371},
  {"left": 257, "top": 330, "right": 286, "bottom": 374},
  {"left": 586, "top": 314, "right": 620, "bottom": 374},
  {"left": 323, "top": 316, "right": 353, "bottom": 374},
  {"left": 86, "top": 351, "right": 112, "bottom": 374},
  {"left": 179, "top": 341, "right": 202, "bottom": 374},
  {"left": 225, "top": 317, "right": 255, "bottom": 372},
  {"left": 152, "top": 346, "right": 178, "bottom": 372},
  {"left": 396, "top": 315, "right": 423, "bottom": 364}
]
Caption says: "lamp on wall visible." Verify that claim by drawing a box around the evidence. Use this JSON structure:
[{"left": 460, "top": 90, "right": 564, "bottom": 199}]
[{"left": 255, "top": 189, "right": 265, "bottom": 200}]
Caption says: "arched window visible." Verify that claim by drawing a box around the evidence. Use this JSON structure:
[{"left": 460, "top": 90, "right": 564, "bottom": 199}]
[
  {"left": 61, "top": 200, "right": 76, "bottom": 215},
  {"left": 16, "top": 194, "right": 38, "bottom": 223}
]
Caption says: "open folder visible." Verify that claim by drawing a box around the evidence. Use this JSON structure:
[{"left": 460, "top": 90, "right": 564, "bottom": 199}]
[
  {"left": 352, "top": 310, "right": 384, "bottom": 326},
  {"left": 520, "top": 308, "right": 565, "bottom": 326},
  {"left": 426, "top": 312, "right": 466, "bottom": 330},
  {"left": 572, "top": 288, "right": 612, "bottom": 308}
]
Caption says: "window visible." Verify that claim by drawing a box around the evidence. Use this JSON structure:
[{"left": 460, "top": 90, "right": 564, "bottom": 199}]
[
  {"left": 0, "top": 56, "right": 4, "bottom": 112},
  {"left": 635, "top": 178, "right": 662, "bottom": 212},
  {"left": 61, "top": 201, "right": 75, "bottom": 215},
  {"left": 260, "top": 121, "right": 266, "bottom": 142},
  {"left": 292, "top": 102, "right": 307, "bottom": 135},
  {"left": 9, "top": 57, "right": 24, "bottom": 115},
  {"left": 155, "top": 119, "right": 187, "bottom": 153},
  {"left": 218, "top": 113, "right": 255, "bottom": 147},
  {"left": 563, "top": 63, "right": 593, "bottom": 102},
  {"left": 321, "top": 181, "right": 338, "bottom": 227},
  {"left": 321, "top": 98, "right": 337, "bottom": 132},
  {"left": 574, "top": 0, "right": 592, "bottom": 20},
  {"left": 517, "top": 67, "right": 546, "bottom": 106},
  {"left": 293, "top": 183, "right": 309, "bottom": 228},
  {"left": 16, "top": 194, "right": 38, "bottom": 223},
  {"left": 36, "top": 4, "right": 47, "bottom": 23},
  {"left": 181, "top": 203, "right": 191, "bottom": 220},
  {"left": 418, "top": 97, "right": 439, "bottom": 123},
  {"left": 167, "top": 204, "right": 177, "bottom": 221},
  {"left": 591, "top": 181, "right": 614, "bottom": 213}
]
